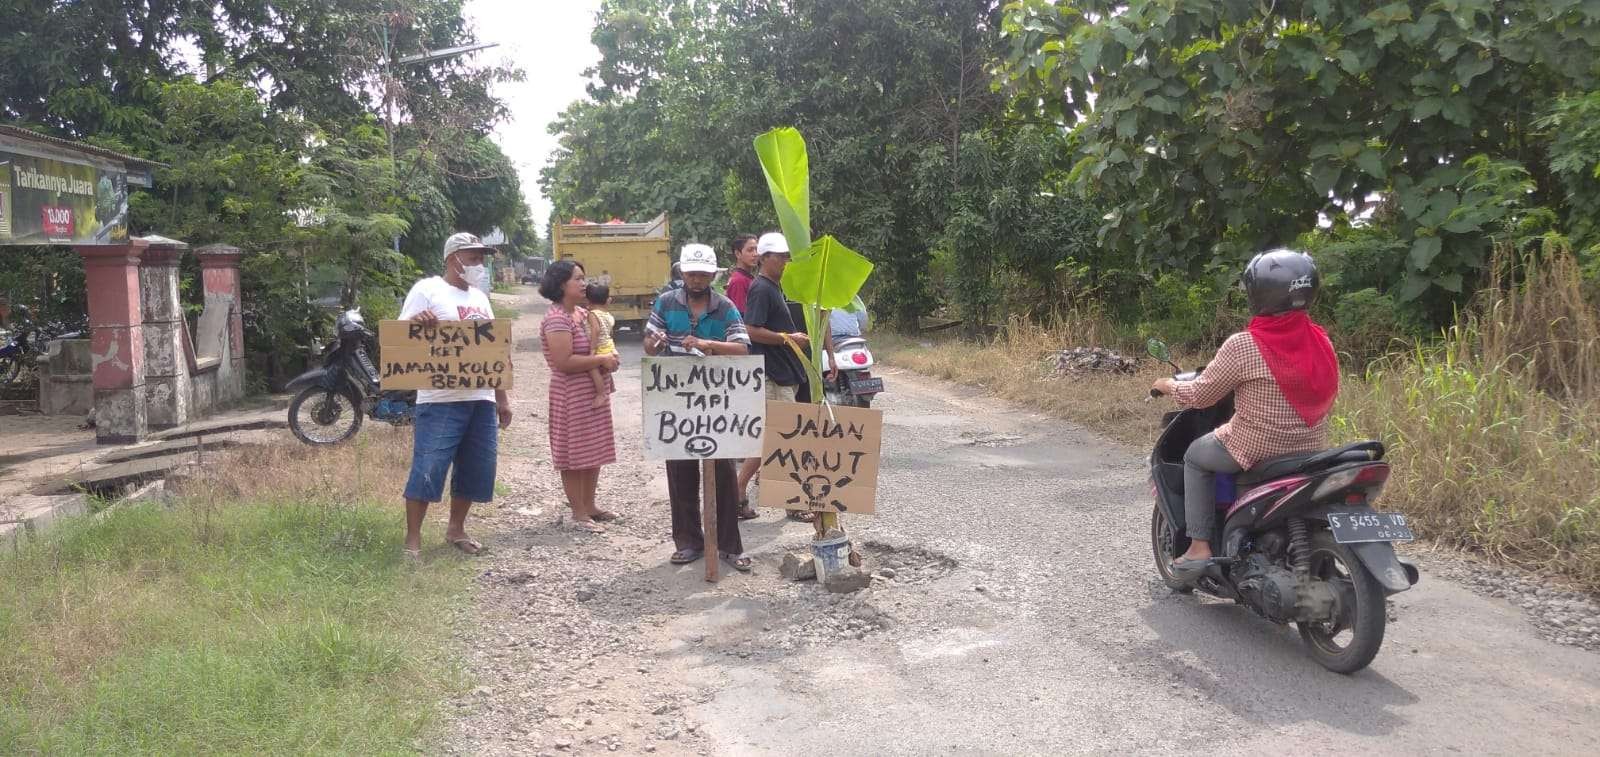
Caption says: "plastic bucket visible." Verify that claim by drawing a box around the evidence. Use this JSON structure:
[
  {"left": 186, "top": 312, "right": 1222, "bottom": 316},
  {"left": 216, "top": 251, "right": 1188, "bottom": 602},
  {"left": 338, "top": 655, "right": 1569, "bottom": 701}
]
[{"left": 811, "top": 534, "right": 851, "bottom": 579}]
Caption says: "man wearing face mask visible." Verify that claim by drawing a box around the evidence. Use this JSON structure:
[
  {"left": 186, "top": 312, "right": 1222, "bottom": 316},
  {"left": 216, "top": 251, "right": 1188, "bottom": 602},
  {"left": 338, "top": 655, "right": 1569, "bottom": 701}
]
[{"left": 396, "top": 232, "right": 513, "bottom": 558}]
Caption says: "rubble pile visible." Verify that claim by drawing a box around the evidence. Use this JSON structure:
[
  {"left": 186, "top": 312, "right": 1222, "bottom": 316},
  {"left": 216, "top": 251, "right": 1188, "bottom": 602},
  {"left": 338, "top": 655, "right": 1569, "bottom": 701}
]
[{"left": 1049, "top": 347, "right": 1139, "bottom": 376}]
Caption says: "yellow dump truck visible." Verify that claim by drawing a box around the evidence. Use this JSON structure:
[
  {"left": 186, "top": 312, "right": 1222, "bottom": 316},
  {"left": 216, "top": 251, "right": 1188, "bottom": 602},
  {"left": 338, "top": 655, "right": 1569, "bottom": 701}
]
[{"left": 552, "top": 214, "right": 672, "bottom": 332}]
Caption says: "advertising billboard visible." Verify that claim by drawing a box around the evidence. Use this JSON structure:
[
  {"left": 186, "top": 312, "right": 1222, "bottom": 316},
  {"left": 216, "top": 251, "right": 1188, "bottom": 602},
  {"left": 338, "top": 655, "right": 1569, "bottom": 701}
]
[{"left": 0, "top": 150, "right": 129, "bottom": 245}]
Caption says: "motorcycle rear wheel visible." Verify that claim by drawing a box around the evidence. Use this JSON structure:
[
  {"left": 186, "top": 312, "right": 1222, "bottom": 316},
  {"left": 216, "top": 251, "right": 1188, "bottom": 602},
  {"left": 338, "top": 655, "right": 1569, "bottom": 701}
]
[
  {"left": 1297, "top": 530, "right": 1387, "bottom": 674},
  {"left": 288, "top": 386, "right": 363, "bottom": 445},
  {"left": 1150, "top": 504, "right": 1194, "bottom": 594}
]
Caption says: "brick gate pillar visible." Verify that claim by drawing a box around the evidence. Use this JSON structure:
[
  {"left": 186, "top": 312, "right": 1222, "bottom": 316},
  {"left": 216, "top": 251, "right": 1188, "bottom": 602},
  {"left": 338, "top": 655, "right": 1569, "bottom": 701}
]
[
  {"left": 138, "top": 236, "right": 192, "bottom": 429},
  {"left": 76, "top": 239, "right": 150, "bottom": 444},
  {"left": 196, "top": 244, "right": 246, "bottom": 402}
]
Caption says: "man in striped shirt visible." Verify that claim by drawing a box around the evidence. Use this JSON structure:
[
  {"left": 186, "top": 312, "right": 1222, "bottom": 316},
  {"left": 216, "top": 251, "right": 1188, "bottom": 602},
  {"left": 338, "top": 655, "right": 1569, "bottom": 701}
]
[{"left": 644, "top": 244, "right": 755, "bottom": 572}]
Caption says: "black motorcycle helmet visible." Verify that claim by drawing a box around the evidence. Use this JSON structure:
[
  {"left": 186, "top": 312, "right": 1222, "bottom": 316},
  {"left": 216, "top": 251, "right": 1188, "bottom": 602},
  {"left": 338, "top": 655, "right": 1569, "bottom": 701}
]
[{"left": 1243, "top": 248, "right": 1320, "bottom": 316}]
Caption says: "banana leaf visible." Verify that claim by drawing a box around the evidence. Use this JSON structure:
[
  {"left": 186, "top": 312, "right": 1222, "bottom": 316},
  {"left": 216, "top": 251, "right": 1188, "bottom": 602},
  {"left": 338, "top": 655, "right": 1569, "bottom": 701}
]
[{"left": 753, "top": 127, "right": 813, "bottom": 262}]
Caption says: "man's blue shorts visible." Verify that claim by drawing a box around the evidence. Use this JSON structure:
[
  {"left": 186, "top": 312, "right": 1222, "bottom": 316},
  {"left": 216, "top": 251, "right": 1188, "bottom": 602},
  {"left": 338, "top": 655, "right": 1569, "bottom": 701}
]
[{"left": 403, "top": 400, "right": 498, "bottom": 503}]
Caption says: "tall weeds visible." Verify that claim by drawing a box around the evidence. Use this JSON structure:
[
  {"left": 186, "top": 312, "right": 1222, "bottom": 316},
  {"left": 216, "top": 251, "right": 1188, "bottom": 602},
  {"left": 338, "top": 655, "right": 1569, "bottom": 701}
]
[
  {"left": 882, "top": 243, "right": 1600, "bottom": 589},
  {"left": 1335, "top": 239, "right": 1600, "bottom": 588}
]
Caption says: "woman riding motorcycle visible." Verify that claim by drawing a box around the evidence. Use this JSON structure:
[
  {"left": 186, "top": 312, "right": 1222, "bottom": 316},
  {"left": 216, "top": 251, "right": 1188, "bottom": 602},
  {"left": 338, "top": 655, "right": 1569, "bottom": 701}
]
[{"left": 1151, "top": 249, "right": 1341, "bottom": 577}]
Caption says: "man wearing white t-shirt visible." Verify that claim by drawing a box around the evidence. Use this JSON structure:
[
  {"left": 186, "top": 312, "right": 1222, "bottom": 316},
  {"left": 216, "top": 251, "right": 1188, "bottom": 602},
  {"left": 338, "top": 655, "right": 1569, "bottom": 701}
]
[{"left": 398, "top": 232, "right": 513, "bottom": 558}]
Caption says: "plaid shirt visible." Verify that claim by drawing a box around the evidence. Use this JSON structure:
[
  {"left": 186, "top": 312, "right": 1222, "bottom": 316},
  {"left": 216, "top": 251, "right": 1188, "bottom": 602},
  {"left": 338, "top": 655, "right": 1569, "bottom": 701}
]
[
  {"left": 1172, "top": 332, "right": 1329, "bottom": 469},
  {"left": 646, "top": 288, "right": 750, "bottom": 351}
]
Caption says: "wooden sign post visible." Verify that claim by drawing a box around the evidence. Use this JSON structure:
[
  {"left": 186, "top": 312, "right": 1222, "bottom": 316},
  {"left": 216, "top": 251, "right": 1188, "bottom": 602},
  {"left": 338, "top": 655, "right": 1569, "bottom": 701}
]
[
  {"left": 378, "top": 319, "right": 513, "bottom": 391},
  {"left": 640, "top": 355, "right": 766, "bottom": 582}
]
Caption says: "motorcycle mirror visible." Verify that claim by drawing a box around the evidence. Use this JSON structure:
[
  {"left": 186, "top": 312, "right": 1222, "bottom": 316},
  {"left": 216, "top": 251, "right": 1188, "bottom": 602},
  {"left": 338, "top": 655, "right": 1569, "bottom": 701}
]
[
  {"left": 1146, "top": 337, "right": 1180, "bottom": 373},
  {"left": 1145, "top": 338, "right": 1170, "bottom": 362}
]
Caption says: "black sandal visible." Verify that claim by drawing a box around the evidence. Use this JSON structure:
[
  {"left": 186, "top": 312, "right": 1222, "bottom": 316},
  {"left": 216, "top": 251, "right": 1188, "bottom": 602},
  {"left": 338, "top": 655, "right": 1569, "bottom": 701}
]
[
  {"left": 787, "top": 510, "right": 816, "bottom": 523},
  {"left": 720, "top": 552, "right": 753, "bottom": 572},
  {"left": 737, "top": 499, "right": 759, "bottom": 520},
  {"left": 670, "top": 548, "right": 703, "bottom": 565}
]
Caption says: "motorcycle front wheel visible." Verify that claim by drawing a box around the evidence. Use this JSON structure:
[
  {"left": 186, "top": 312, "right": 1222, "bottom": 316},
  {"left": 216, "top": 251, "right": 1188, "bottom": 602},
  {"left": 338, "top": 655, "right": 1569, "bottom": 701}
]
[
  {"left": 1297, "top": 530, "right": 1387, "bottom": 674},
  {"left": 0, "top": 355, "right": 20, "bottom": 386},
  {"left": 288, "top": 386, "right": 364, "bottom": 445}
]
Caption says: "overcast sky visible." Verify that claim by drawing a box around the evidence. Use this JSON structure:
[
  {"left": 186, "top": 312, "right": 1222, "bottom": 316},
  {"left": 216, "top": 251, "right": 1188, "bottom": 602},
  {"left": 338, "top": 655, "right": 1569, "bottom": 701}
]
[{"left": 465, "top": 0, "right": 604, "bottom": 234}]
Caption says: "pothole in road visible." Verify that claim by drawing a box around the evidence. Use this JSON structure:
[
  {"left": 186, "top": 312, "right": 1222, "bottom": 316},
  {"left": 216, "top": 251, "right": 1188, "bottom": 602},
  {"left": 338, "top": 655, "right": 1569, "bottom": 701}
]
[
  {"left": 956, "top": 431, "right": 1024, "bottom": 448},
  {"left": 853, "top": 541, "right": 959, "bottom": 585}
]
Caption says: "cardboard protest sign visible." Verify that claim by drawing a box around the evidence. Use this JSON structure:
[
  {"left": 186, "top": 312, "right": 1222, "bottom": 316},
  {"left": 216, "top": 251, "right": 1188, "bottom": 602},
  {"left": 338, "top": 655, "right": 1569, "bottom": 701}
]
[
  {"left": 379, "top": 319, "right": 513, "bottom": 391},
  {"left": 758, "top": 401, "right": 883, "bottom": 514},
  {"left": 641, "top": 355, "right": 766, "bottom": 460}
]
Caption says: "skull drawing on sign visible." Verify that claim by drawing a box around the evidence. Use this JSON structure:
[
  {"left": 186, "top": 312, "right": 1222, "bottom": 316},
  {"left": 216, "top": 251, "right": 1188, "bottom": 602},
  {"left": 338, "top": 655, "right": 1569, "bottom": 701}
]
[{"left": 786, "top": 472, "right": 853, "bottom": 512}]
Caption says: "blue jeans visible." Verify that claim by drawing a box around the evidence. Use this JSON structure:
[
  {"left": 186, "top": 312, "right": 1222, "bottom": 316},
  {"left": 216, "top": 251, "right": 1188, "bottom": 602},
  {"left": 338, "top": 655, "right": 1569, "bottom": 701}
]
[{"left": 403, "top": 400, "right": 498, "bottom": 503}]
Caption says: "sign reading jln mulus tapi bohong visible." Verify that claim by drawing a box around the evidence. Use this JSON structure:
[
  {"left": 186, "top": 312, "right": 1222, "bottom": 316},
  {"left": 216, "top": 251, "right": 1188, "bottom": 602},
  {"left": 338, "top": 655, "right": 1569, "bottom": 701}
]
[{"left": 641, "top": 356, "right": 766, "bottom": 460}]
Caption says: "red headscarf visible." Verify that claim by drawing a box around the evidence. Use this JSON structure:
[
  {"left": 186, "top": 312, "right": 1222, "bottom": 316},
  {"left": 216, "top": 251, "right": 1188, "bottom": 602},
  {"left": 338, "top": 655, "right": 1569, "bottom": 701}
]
[{"left": 1247, "top": 310, "right": 1339, "bottom": 427}]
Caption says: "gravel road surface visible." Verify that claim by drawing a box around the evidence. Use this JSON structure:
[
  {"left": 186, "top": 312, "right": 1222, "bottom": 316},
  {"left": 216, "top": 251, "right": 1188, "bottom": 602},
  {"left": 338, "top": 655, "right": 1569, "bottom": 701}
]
[{"left": 444, "top": 291, "right": 1600, "bottom": 755}]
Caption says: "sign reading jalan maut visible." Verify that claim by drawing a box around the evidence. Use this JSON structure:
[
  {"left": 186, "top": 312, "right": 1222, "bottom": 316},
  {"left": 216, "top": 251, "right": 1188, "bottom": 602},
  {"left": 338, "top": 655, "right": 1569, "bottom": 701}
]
[
  {"left": 759, "top": 401, "right": 884, "bottom": 515},
  {"left": 640, "top": 355, "right": 766, "bottom": 460}
]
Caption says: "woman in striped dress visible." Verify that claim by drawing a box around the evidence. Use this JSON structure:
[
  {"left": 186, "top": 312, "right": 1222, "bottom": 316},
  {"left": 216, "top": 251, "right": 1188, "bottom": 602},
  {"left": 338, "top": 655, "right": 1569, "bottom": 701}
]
[{"left": 539, "top": 260, "right": 620, "bottom": 533}]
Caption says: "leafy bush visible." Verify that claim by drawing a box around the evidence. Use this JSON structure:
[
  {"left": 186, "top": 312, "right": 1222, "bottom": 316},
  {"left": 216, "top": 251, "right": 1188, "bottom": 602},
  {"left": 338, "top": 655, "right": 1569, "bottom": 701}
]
[
  {"left": 1331, "top": 288, "right": 1420, "bottom": 365},
  {"left": 1136, "top": 272, "right": 1243, "bottom": 348}
]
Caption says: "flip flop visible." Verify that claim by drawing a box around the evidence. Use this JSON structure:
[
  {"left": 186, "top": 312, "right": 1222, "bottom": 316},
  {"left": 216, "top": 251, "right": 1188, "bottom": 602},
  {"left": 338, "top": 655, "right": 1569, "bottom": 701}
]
[
  {"left": 720, "top": 552, "right": 753, "bottom": 572},
  {"left": 1168, "top": 557, "right": 1217, "bottom": 579},
  {"left": 403, "top": 547, "right": 421, "bottom": 563},
  {"left": 593, "top": 509, "right": 622, "bottom": 522},
  {"left": 737, "top": 500, "right": 759, "bottom": 520},
  {"left": 570, "top": 520, "right": 606, "bottom": 534},
  {"left": 449, "top": 538, "right": 484, "bottom": 556},
  {"left": 787, "top": 510, "right": 816, "bottom": 523},
  {"left": 670, "top": 548, "right": 703, "bottom": 565}
]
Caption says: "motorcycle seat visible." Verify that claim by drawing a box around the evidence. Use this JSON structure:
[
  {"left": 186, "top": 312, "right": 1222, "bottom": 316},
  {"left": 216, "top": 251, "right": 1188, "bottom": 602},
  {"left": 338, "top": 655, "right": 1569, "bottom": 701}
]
[{"left": 1235, "top": 440, "right": 1386, "bottom": 486}]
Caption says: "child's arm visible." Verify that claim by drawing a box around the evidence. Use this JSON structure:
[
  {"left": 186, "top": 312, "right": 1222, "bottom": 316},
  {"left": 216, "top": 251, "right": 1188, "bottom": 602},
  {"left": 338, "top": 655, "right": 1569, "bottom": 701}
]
[{"left": 585, "top": 310, "right": 601, "bottom": 344}]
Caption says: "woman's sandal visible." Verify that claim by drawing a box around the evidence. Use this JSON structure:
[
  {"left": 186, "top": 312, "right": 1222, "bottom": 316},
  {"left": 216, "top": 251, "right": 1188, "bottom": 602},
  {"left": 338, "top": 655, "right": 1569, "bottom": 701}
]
[
  {"left": 737, "top": 499, "right": 759, "bottom": 520},
  {"left": 1168, "top": 556, "right": 1218, "bottom": 579},
  {"left": 592, "top": 509, "right": 622, "bottom": 522},
  {"left": 570, "top": 519, "right": 607, "bottom": 534},
  {"left": 670, "top": 548, "right": 704, "bottom": 565},
  {"left": 448, "top": 537, "right": 484, "bottom": 556},
  {"left": 720, "top": 552, "right": 753, "bottom": 572}
]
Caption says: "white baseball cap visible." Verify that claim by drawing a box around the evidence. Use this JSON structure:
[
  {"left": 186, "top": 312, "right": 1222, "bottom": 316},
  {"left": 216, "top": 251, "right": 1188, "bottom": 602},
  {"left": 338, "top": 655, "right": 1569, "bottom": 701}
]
[
  {"left": 756, "top": 231, "right": 790, "bottom": 256},
  {"left": 679, "top": 243, "right": 721, "bottom": 274},
  {"left": 442, "top": 231, "right": 496, "bottom": 257}
]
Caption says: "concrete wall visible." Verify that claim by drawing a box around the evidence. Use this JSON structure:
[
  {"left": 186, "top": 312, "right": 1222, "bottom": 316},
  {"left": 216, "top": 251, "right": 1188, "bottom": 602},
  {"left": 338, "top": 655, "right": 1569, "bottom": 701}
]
[{"left": 60, "top": 239, "right": 246, "bottom": 442}]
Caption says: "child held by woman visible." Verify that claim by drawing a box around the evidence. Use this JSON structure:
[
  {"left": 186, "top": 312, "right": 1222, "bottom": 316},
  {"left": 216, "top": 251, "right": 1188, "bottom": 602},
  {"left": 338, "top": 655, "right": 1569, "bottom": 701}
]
[{"left": 585, "top": 283, "right": 618, "bottom": 408}]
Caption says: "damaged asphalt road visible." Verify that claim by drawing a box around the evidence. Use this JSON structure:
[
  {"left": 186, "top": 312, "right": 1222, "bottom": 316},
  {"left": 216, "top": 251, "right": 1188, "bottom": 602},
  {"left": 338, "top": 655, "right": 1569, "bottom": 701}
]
[{"left": 446, "top": 293, "right": 1600, "bottom": 755}]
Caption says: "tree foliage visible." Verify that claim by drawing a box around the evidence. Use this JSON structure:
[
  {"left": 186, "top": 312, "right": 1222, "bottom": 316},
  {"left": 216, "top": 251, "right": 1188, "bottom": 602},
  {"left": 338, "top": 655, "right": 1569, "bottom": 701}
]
[
  {"left": 542, "top": 0, "right": 1016, "bottom": 328},
  {"left": 1001, "top": 0, "right": 1600, "bottom": 318},
  {"left": 0, "top": 0, "right": 532, "bottom": 377}
]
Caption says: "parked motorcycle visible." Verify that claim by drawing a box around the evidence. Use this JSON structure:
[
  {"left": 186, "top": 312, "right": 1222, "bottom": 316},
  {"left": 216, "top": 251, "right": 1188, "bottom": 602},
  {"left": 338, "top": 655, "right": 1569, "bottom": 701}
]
[
  {"left": 286, "top": 308, "right": 415, "bottom": 445},
  {"left": 820, "top": 335, "right": 884, "bottom": 408},
  {"left": 1, "top": 308, "right": 85, "bottom": 386},
  {"left": 1145, "top": 338, "right": 1418, "bottom": 673}
]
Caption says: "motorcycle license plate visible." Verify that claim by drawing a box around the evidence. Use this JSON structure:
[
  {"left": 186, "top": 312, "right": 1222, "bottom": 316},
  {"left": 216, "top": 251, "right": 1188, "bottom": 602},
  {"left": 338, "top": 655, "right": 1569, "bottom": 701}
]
[
  {"left": 1327, "top": 512, "right": 1415, "bottom": 544},
  {"left": 847, "top": 376, "right": 884, "bottom": 395}
]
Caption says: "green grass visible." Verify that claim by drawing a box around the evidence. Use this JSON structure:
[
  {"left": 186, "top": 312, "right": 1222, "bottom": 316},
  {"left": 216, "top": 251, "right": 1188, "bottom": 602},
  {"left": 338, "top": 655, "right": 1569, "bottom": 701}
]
[{"left": 0, "top": 497, "right": 469, "bottom": 754}]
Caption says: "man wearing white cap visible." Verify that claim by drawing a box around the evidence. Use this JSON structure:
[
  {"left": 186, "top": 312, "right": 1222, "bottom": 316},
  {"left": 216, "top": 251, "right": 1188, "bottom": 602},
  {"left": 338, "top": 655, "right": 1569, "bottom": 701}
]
[
  {"left": 396, "top": 232, "right": 512, "bottom": 558},
  {"left": 736, "top": 232, "right": 813, "bottom": 520},
  {"left": 644, "top": 244, "right": 755, "bottom": 570}
]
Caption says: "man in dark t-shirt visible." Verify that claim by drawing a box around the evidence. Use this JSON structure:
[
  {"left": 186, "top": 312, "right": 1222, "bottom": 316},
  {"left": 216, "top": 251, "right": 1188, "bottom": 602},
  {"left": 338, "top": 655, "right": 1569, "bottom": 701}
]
[{"left": 737, "top": 232, "right": 814, "bottom": 520}]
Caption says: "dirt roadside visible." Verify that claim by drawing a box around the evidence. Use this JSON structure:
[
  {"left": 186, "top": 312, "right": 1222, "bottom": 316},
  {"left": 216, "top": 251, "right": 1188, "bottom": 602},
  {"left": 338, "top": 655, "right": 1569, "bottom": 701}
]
[{"left": 443, "top": 289, "right": 1600, "bottom": 755}]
